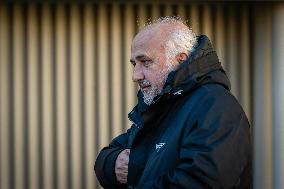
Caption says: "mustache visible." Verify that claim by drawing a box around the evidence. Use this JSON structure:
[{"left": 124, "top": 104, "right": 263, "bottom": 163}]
[{"left": 138, "top": 80, "right": 151, "bottom": 88}]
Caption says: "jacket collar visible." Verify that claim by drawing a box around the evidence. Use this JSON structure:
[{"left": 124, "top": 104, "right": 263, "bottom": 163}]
[{"left": 128, "top": 35, "right": 231, "bottom": 127}]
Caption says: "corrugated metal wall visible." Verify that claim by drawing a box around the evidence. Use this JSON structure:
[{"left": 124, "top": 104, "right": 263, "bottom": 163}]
[{"left": 0, "top": 2, "right": 283, "bottom": 189}]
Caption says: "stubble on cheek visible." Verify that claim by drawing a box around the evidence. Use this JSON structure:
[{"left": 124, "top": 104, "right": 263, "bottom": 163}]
[{"left": 141, "top": 66, "right": 172, "bottom": 105}]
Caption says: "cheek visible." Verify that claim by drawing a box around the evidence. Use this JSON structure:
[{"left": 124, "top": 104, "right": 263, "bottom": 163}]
[
  {"left": 144, "top": 70, "right": 167, "bottom": 88},
  {"left": 143, "top": 58, "right": 170, "bottom": 88},
  {"left": 143, "top": 71, "right": 156, "bottom": 84}
]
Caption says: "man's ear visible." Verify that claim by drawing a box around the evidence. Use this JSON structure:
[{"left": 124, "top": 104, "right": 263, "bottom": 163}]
[{"left": 176, "top": 52, "right": 188, "bottom": 64}]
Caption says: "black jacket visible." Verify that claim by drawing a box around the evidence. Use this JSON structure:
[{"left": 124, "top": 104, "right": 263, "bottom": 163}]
[{"left": 95, "top": 35, "right": 252, "bottom": 189}]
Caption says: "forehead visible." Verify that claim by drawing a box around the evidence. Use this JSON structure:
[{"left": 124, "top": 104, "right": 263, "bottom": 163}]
[{"left": 131, "top": 30, "right": 166, "bottom": 58}]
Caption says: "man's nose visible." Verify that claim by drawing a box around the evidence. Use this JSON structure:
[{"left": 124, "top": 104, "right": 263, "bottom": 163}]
[{"left": 132, "top": 64, "right": 144, "bottom": 82}]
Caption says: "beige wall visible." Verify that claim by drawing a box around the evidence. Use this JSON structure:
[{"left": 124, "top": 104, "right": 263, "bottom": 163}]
[{"left": 0, "top": 2, "right": 283, "bottom": 189}]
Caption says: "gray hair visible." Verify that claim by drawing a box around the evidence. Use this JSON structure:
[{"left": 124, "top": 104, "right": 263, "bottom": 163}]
[
  {"left": 143, "top": 16, "right": 197, "bottom": 61},
  {"left": 165, "top": 28, "right": 197, "bottom": 61}
]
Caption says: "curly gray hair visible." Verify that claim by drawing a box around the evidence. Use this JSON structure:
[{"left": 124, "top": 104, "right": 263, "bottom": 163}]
[{"left": 142, "top": 16, "right": 197, "bottom": 61}]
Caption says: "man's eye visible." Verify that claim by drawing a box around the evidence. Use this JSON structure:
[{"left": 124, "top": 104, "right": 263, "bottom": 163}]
[
  {"left": 131, "top": 61, "right": 136, "bottom": 66},
  {"left": 141, "top": 60, "right": 152, "bottom": 66}
]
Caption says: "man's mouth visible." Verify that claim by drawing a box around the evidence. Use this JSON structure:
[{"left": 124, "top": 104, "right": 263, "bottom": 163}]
[
  {"left": 138, "top": 80, "right": 151, "bottom": 91},
  {"left": 140, "top": 85, "right": 151, "bottom": 90}
]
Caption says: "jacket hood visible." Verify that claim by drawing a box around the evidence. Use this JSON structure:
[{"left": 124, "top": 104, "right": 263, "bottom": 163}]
[
  {"left": 129, "top": 35, "right": 231, "bottom": 124},
  {"left": 164, "top": 35, "right": 230, "bottom": 94}
]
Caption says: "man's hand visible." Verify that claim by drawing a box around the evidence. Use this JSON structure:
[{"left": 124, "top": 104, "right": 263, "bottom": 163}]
[{"left": 115, "top": 149, "right": 130, "bottom": 184}]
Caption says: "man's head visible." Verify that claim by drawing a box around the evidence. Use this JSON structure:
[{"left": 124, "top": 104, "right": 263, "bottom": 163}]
[{"left": 130, "top": 16, "right": 197, "bottom": 105}]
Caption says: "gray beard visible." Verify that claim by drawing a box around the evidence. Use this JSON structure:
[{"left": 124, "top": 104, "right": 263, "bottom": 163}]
[
  {"left": 142, "top": 61, "right": 175, "bottom": 105},
  {"left": 142, "top": 86, "right": 161, "bottom": 105}
]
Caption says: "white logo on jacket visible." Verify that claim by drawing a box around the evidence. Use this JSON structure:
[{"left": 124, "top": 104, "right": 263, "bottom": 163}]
[{"left": 155, "top": 143, "right": 166, "bottom": 152}]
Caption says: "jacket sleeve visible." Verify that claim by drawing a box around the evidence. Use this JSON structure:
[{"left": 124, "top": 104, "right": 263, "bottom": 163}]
[
  {"left": 94, "top": 130, "right": 130, "bottom": 189},
  {"left": 136, "top": 93, "right": 252, "bottom": 189}
]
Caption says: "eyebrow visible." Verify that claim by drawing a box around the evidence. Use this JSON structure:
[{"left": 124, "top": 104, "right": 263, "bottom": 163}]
[{"left": 130, "top": 54, "right": 151, "bottom": 62}]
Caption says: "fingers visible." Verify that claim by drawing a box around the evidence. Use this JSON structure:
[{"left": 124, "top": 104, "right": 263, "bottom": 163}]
[
  {"left": 116, "top": 167, "right": 128, "bottom": 183},
  {"left": 115, "top": 149, "right": 130, "bottom": 184}
]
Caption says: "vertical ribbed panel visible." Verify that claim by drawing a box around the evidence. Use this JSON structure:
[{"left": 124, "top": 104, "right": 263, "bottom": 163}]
[
  {"left": 27, "top": 5, "right": 39, "bottom": 189},
  {"left": 97, "top": 3, "right": 109, "bottom": 150},
  {"left": 0, "top": 5, "right": 10, "bottom": 189},
  {"left": 272, "top": 4, "right": 284, "bottom": 189},
  {"left": 0, "top": 2, "right": 282, "bottom": 189},
  {"left": 253, "top": 5, "right": 273, "bottom": 189},
  {"left": 239, "top": 5, "right": 251, "bottom": 121},
  {"left": 55, "top": 4, "right": 67, "bottom": 189},
  {"left": 124, "top": 3, "right": 136, "bottom": 126},
  {"left": 227, "top": 7, "right": 238, "bottom": 97},
  {"left": 151, "top": 2, "right": 159, "bottom": 20},
  {"left": 111, "top": 2, "right": 123, "bottom": 137},
  {"left": 13, "top": 5, "right": 25, "bottom": 189},
  {"left": 202, "top": 4, "right": 213, "bottom": 42},
  {"left": 165, "top": 4, "right": 173, "bottom": 16},
  {"left": 215, "top": 4, "right": 226, "bottom": 67},
  {"left": 190, "top": 4, "right": 200, "bottom": 34},
  {"left": 138, "top": 3, "right": 147, "bottom": 30},
  {"left": 70, "top": 4, "right": 82, "bottom": 189},
  {"left": 42, "top": 4, "right": 54, "bottom": 189},
  {"left": 83, "top": 4, "right": 96, "bottom": 189},
  {"left": 177, "top": 4, "right": 186, "bottom": 20}
]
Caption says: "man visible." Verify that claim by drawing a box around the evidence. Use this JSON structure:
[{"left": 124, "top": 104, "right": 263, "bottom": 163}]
[{"left": 95, "top": 17, "right": 252, "bottom": 189}]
